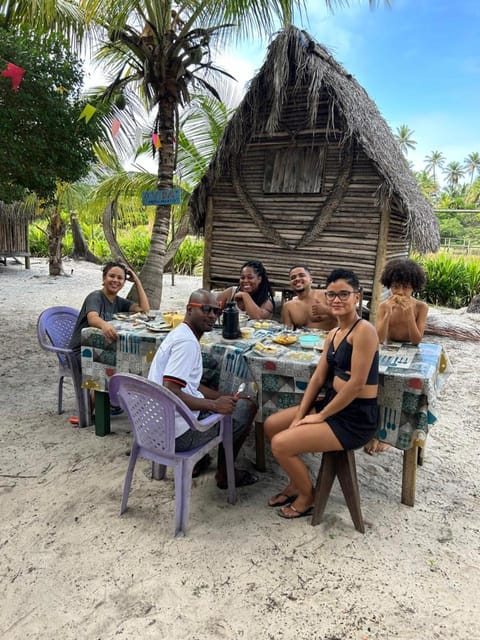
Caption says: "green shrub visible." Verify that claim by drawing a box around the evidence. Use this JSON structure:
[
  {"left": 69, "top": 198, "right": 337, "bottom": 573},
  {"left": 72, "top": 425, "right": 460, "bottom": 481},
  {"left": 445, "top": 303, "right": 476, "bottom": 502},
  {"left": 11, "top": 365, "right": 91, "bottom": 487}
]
[
  {"left": 418, "top": 253, "right": 480, "bottom": 308},
  {"left": 29, "top": 221, "right": 204, "bottom": 277},
  {"left": 173, "top": 236, "right": 204, "bottom": 275},
  {"left": 120, "top": 226, "right": 151, "bottom": 271},
  {"left": 29, "top": 223, "right": 49, "bottom": 256}
]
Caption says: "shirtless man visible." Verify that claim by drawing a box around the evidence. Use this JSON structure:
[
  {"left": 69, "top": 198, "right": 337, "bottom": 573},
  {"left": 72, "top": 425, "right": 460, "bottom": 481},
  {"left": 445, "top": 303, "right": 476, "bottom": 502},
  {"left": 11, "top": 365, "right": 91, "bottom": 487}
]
[
  {"left": 376, "top": 258, "right": 428, "bottom": 346},
  {"left": 281, "top": 265, "right": 337, "bottom": 330},
  {"left": 365, "top": 258, "right": 428, "bottom": 455}
]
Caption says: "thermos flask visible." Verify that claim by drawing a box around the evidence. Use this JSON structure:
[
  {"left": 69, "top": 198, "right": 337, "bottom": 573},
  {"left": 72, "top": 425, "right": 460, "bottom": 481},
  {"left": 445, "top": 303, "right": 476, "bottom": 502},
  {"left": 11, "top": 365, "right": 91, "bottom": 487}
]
[{"left": 222, "top": 301, "right": 241, "bottom": 339}]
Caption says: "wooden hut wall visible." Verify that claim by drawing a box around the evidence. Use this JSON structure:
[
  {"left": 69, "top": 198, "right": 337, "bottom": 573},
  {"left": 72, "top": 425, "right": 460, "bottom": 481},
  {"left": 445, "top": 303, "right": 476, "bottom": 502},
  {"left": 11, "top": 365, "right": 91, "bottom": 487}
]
[
  {"left": 205, "top": 147, "right": 395, "bottom": 300},
  {"left": 0, "top": 221, "right": 29, "bottom": 254},
  {"left": 203, "top": 84, "right": 411, "bottom": 301}
]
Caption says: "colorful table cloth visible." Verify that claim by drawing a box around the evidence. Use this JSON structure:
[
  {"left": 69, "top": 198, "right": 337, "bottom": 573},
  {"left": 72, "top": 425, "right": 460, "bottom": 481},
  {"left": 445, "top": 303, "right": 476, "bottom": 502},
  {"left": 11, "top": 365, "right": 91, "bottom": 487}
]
[{"left": 81, "top": 325, "right": 447, "bottom": 451}]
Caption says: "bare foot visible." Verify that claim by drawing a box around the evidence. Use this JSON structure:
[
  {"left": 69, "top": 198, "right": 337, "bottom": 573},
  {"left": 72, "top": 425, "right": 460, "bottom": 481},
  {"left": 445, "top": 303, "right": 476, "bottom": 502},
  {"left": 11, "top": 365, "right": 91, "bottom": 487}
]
[{"left": 364, "top": 438, "right": 391, "bottom": 455}]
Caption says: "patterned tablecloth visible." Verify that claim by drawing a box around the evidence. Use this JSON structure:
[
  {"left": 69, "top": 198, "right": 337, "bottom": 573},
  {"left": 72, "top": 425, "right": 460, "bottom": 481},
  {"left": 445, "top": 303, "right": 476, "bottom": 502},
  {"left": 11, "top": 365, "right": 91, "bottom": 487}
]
[
  {"left": 81, "top": 323, "right": 448, "bottom": 451},
  {"left": 244, "top": 340, "right": 448, "bottom": 451},
  {"left": 80, "top": 324, "right": 255, "bottom": 396}
]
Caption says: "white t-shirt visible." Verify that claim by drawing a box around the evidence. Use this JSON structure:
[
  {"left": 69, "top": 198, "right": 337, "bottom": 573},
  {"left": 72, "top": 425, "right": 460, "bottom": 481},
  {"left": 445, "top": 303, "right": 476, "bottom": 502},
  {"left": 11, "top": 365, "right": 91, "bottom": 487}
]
[{"left": 147, "top": 322, "right": 204, "bottom": 438}]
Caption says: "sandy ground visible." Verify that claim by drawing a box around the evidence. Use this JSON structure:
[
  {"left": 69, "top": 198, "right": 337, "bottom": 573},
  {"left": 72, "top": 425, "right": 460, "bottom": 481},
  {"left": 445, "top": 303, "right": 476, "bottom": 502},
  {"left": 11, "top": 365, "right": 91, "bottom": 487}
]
[{"left": 1, "top": 257, "right": 479, "bottom": 640}]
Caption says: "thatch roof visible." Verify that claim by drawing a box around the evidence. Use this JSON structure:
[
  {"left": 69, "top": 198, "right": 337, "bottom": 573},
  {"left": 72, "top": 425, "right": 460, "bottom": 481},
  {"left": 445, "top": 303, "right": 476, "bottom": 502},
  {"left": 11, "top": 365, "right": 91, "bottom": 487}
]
[
  {"left": 190, "top": 25, "right": 439, "bottom": 253},
  {"left": 0, "top": 200, "right": 35, "bottom": 223}
]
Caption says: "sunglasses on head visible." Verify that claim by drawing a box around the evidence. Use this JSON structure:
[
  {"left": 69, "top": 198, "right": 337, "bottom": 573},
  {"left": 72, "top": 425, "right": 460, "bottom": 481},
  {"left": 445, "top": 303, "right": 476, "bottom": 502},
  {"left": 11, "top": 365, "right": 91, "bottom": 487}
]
[{"left": 188, "top": 302, "right": 222, "bottom": 317}]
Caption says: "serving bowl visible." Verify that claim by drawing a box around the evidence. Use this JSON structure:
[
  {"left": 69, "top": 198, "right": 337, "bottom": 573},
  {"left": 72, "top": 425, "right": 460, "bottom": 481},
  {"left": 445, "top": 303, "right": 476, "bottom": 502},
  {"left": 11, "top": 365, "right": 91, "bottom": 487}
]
[{"left": 299, "top": 334, "right": 321, "bottom": 349}]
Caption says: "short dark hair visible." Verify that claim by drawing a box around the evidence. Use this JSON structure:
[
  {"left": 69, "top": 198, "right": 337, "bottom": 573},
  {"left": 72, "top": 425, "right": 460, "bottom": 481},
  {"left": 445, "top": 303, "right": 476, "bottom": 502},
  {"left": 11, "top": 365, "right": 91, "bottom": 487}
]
[
  {"left": 381, "top": 259, "right": 426, "bottom": 291},
  {"left": 289, "top": 265, "right": 311, "bottom": 275},
  {"left": 325, "top": 268, "right": 360, "bottom": 291},
  {"left": 102, "top": 261, "right": 127, "bottom": 278}
]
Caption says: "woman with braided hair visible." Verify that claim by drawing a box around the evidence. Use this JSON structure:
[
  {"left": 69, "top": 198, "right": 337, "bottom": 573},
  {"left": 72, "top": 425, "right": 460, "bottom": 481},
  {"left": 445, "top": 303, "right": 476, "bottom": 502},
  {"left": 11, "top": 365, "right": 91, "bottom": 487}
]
[{"left": 216, "top": 260, "right": 275, "bottom": 319}]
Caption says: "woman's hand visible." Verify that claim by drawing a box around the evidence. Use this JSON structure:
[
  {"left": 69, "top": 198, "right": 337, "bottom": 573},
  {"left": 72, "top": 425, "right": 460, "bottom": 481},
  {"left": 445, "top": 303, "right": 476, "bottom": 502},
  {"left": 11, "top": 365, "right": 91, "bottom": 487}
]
[
  {"left": 125, "top": 268, "right": 138, "bottom": 283},
  {"left": 102, "top": 322, "right": 119, "bottom": 341}
]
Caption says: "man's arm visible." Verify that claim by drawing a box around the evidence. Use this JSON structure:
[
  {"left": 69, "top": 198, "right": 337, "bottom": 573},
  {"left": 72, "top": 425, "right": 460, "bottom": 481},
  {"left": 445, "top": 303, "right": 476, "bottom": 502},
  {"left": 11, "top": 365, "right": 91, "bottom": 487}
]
[
  {"left": 164, "top": 380, "right": 236, "bottom": 415},
  {"left": 281, "top": 300, "right": 294, "bottom": 325}
]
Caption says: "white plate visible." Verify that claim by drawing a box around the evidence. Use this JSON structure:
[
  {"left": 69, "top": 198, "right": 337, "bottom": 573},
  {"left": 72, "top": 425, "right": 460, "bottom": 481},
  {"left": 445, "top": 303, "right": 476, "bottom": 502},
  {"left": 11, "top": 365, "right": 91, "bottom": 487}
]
[{"left": 146, "top": 322, "right": 172, "bottom": 332}]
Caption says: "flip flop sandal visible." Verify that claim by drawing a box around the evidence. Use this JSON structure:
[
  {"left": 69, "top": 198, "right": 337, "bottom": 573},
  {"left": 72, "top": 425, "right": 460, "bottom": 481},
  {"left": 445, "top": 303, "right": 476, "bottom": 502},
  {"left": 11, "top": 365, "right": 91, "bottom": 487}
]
[
  {"left": 268, "top": 493, "right": 298, "bottom": 508},
  {"left": 68, "top": 416, "right": 79, "bottom": 426},
  {"left": 110, "top": 405, "right": 124, "bottom": 416},
  {"left": 278, "top": 504, "right": 314, "bottom": 519}
]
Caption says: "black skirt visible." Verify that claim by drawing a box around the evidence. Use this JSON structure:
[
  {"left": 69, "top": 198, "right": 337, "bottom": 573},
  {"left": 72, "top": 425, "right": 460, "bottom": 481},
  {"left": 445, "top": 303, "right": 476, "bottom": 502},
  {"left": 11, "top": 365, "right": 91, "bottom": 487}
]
[{"left": 315, "top": 388, "right": 378, "bottom": 450}]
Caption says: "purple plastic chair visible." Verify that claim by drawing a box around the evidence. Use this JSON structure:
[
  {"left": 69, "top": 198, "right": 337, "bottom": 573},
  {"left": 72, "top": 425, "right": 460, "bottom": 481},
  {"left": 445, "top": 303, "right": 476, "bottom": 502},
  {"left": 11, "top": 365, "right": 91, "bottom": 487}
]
[
  {"left": 109, "top": 373, "right": 237, "bottom": 537},
  {"left": 37, "top": 306, "right": 91, "bottom": 428}
]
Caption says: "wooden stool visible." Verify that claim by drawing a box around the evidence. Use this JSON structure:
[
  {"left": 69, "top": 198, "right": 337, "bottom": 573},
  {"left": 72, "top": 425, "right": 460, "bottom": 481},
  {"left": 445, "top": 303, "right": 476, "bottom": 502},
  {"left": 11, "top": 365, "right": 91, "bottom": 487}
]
[{"left": 311, "top": 450, "right": 365, "bottom": 533}]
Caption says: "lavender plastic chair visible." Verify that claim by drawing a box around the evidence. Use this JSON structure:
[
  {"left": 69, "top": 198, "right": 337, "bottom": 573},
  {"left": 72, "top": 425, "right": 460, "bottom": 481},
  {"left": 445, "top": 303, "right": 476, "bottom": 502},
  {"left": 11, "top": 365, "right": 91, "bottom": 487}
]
[
  {"left": 37, "top": 306, "right": 91, "bottom": 428},
  {"left": 109, "top": 373, "right": 237, "bottom": 537}
]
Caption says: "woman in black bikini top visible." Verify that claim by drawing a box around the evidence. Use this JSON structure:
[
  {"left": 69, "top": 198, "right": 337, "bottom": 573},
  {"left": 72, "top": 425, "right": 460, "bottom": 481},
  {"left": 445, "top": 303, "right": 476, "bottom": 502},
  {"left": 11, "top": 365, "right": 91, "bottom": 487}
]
[
  {"left": 327, "top": 319, "right": 379, "bottom": 385},
  {"left": 264, "top": 268, "right": 379, "bottom": 520}
]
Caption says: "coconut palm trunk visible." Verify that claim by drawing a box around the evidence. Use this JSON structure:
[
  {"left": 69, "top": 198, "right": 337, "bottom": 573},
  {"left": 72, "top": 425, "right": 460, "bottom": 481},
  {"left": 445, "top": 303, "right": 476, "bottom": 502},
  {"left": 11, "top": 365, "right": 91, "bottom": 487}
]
[{"left": 138, "top": 99, "right": 177, "bottom": 306}]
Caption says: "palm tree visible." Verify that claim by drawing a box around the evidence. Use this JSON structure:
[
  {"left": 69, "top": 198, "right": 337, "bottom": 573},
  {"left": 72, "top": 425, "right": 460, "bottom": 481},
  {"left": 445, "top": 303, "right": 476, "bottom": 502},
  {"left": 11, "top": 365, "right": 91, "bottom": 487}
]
[
  {"left": 415, "top": 170, "right": 437, "bottom": 203},
  {"left": 395, "top": 124, "right": 417, "bottom": 156},
  {"left": 464, "top": 152, "right": 480, "bottom": 184},
  {"left": 443, "top": 161, "right": 466, "bottom": 188},
  {"left": 1, "top": 0, "right": 390, "bottom": 306},
  {"left": 424, "top": 150, "right": 445, "bottom": 183}
]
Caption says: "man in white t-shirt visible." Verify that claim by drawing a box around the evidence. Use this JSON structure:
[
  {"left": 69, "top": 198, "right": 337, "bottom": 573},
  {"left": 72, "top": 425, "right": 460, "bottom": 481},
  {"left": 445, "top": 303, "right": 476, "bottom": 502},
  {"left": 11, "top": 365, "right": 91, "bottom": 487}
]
[{"left": 148, "top": 289, "right": 257, "bottom": 489}]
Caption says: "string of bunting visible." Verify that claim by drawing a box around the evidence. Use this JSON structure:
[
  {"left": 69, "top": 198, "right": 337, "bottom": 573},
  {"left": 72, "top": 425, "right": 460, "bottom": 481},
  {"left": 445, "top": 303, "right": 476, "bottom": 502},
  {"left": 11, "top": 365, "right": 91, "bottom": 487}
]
[{"left": 1, "top": 57, "right": 121, "bottom": 138}]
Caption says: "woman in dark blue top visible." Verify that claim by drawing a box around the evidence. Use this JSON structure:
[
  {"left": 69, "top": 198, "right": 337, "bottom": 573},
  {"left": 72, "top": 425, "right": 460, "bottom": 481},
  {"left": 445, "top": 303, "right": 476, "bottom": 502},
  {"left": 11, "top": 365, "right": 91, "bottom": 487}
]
[{"left": 264, "top": 268, "right": 379, "bottom": 519}]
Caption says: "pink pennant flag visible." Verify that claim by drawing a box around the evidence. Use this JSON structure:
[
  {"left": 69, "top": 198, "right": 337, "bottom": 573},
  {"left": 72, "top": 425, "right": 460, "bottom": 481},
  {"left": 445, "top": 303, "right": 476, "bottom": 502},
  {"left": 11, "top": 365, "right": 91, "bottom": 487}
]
[
  {"left": 78, "top": 103, "right": 96, "bottom": 123},
  {"left": 0, "top": 62, "right": 26, "bottom": 91},
  {"left": 111, "top": 119, "right": 121, "bottom": 138},
  {"left": 152, "top": 133, "right": 162, "bottom": 149}
]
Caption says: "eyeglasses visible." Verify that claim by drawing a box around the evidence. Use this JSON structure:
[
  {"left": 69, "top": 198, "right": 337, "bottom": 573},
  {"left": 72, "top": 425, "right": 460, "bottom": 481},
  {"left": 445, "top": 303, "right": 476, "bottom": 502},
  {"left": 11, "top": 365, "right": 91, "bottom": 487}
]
[
  {"left": 188, "top": 302, "right": 222, "bottom": 317},
  {"left": 325, "top": 290, "right": 358, "bottom": 301}
]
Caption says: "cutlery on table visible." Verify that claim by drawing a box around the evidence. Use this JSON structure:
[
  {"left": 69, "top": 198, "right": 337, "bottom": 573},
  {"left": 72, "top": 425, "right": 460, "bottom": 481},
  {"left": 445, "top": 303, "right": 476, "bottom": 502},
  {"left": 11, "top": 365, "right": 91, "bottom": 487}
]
[{"left": 234, "top": 383, "right": 246, "bottom": 398}]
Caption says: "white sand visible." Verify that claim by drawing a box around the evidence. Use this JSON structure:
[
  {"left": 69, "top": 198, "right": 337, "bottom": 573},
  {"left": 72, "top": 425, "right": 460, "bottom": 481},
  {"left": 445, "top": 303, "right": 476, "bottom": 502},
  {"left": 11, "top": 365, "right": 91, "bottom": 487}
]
[{"left": 1, "top": 257, "right": 479, "bottom": 640}]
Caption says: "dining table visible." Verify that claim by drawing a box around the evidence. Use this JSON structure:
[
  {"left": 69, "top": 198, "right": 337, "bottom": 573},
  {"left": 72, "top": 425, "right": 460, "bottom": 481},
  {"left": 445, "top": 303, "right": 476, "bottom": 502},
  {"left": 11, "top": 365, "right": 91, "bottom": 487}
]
[{"left": 81, "top": 318, "right": 449, "bottom": 506}]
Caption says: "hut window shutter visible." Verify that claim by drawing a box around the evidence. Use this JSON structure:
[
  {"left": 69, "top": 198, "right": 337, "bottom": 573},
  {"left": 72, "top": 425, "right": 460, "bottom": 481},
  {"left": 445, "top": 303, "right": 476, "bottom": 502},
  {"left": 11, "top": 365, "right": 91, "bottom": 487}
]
[{"left": 263, "top": 147, "right": 325, "bottom": 194}]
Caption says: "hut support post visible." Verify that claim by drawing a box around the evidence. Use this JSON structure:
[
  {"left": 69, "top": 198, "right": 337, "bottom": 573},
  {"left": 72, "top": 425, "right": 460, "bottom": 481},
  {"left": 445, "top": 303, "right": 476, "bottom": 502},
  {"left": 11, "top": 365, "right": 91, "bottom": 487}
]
[
  {"left": 202, "top": 196, "right": 213, "bottom": 290},
  {"left": 370, "top": 201, "right": 390, "bottom": 325}
]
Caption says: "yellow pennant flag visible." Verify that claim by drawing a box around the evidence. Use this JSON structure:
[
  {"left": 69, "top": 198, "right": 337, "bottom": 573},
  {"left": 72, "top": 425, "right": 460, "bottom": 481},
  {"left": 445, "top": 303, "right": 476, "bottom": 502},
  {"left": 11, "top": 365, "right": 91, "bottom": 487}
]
[{"left": 78, "top": 103, "right": 96, "bottom": 123}]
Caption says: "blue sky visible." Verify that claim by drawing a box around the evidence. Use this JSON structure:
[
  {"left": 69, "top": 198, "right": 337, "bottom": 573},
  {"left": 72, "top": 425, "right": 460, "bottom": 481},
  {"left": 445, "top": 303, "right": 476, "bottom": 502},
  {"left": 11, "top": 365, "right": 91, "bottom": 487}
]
[{"left": 220, "top": 0, "right": 480, "bottom": 177}]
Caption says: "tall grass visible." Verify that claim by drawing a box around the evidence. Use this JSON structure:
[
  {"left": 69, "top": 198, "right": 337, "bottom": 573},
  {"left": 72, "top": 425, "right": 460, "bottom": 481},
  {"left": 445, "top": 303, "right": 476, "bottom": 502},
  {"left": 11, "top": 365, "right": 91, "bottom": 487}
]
[{"left": 418, "top": 253, "right": 480, "bottom": 308}]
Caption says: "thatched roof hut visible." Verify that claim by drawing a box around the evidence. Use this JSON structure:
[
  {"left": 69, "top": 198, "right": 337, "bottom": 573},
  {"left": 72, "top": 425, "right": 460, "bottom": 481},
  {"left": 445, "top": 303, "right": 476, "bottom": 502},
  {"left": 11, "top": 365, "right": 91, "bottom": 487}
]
[{"left": 189, "top": 26, "right": 439, "bottom": 318}]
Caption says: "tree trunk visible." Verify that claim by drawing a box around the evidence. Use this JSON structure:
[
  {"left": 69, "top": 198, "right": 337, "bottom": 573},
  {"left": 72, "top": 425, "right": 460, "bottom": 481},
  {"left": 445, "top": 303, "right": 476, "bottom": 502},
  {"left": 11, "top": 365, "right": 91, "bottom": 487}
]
[
  {"left": 102, "top": 199, "right": 129, "bottom": 265},
  {"left": 48, "top": 208, "right": 64, "bottom": 276},
  {"left": 164, "top": 213, "right": 190, "bottom": 271},
  {"left": 137, "top": 99, "right": 177, "bottom": 309},
  {"left": 70, "top": 213, "right": 102, "bottom": 264}
]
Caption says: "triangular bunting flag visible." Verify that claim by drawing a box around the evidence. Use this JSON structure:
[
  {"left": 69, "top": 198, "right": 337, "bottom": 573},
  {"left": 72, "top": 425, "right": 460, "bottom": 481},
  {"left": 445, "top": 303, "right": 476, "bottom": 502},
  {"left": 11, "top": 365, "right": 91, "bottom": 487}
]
[
  {"left": 152, "top": 133, "right": 162, "bottom": 149},
  {"left": 111, "top": 119, "right": 121, "bottom": 138},
  {"left": 0, "top": 62, "right": 26, "bottom": 91},
  {"left": 78, "top": 103, "right": 96, "bottom": 123}
]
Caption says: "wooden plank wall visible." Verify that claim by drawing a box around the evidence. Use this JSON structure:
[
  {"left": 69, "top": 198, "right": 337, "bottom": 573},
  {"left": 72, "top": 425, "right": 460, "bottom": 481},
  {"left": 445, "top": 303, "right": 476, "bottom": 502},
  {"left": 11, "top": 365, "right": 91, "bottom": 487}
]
[{"left": 204, "top": 85, "right": 410, "bottom": 302}]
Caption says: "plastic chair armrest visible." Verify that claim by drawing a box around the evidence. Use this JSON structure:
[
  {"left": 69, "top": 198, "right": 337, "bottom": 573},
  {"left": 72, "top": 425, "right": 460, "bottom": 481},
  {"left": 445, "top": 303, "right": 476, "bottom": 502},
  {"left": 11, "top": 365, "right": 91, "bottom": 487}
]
[{"left": 194, "top": 413, "right": 225, "bottom": 432}]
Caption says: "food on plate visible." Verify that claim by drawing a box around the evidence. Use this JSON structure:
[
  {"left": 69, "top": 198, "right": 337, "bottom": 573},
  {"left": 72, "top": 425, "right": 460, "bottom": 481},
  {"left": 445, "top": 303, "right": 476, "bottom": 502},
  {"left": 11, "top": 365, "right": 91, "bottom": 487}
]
[
  {"left": 253, "top": 321, "right": 271, "bottom": 329},
  {"left": 253, "top": 342, "right": 277, "bottom": 355},
  {"left": 273, "top": 334, "right": 297, "bottom": 345}
]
